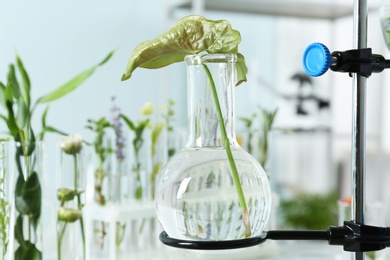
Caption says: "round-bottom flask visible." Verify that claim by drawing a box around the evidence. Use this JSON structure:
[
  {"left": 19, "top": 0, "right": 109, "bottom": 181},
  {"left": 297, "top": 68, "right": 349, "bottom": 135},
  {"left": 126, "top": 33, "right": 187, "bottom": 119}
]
[{"left": 155, "top": 53, "right": 271, "bottom": 241}]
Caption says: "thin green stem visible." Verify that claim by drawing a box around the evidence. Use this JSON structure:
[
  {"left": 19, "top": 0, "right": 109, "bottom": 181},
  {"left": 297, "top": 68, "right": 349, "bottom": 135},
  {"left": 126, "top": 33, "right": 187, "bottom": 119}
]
[
  {"left": 78, "top": 212, "right": 86, "bottom": 259},
  {"left": 73, "top": 154, "right": 86, "bottom": 258},
  {"left": 74, "top": 154, "right": 78, "bottom": 193},
  {"left": 202, "top": 64, "right": 251, "bottom": 237},
  {"left": 115, "top": 222, "right": 126, "bottom": 259},
  {"left": 57, "top": 222, "right": 67, "bottom": 260}
]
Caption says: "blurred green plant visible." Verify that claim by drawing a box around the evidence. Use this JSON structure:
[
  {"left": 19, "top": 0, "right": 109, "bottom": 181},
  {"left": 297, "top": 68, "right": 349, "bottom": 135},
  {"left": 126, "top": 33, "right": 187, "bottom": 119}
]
[
  {"left": 258, "top": 107, "right": 278, "bottom": 167},
  {"left": 108, "top": 98, "right": 128, "bottom": 252},
  {"left": 0, "top": 138, "right": 10, "bottom": 260},
  {"left": 366, "top": 251, "right": 376, "bottom": 260},
  {"left": 161, "top": 99, "right": 176, "bottom": 159},
  {"left": 239, "top": 113, "right": 256, "bottom": 155},
  {"left": 120, "top": 100, "right": 177, "bottom": 201},
  {"left": 86, "top": 98, "right": 128, "bottom": 254},
  {"left": 86, "top": 117, "right": 113, "bottom": 206},
  {"left": 85, "top": 118, "right": 113, "bottom": 250},
  {"left": 0, "top": 51, "right": 113, "bottom": 260},
  {"left": 279, "top": 190, "right": 338, "bottom": 230},
  {"left": 240, "top": 106, "right": 278, "bottom": 167},
  {"left": 150, "top": 100, "right": 178, "bottom": 199},
  {"left": 121, "top": 105, "right": 150, "bottom": 201}
]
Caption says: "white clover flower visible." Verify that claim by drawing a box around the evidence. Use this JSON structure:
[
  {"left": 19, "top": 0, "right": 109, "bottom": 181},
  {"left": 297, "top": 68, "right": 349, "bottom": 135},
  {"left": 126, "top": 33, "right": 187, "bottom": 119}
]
[
  {"left": 60, "top": 134, "right": 83, "bottom": 155},
  {"left": 140, "top": 102, "right": 154, "bottom": 116}
]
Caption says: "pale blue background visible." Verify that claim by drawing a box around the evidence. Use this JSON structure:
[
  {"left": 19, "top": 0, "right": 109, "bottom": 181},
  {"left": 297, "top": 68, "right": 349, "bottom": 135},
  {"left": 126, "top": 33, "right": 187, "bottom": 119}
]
[{"left": 2, "top": 0, "right": 390, "bottom": 259}]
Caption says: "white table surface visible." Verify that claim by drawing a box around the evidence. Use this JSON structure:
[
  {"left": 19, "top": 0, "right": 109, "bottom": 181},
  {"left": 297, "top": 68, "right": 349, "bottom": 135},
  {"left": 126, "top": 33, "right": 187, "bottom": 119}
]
[{"left": 118, "top": 240, "right": 390, "bottom": 260}]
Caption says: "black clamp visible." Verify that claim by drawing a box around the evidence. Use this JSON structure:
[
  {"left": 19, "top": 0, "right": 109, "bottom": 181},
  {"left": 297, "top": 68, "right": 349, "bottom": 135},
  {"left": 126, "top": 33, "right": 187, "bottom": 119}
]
[
  {"left": 330, "top": 48, "right": 389, "bottom": 77},
  {"left": 328, "top": 221, "right": 390, "bottom": 252}
]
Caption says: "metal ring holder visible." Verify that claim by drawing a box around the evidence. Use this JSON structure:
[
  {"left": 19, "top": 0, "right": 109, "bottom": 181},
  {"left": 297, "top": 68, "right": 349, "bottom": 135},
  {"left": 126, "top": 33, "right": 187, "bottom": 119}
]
[{"left": 159, "top": 0, "right": 387, "bottom": 259}]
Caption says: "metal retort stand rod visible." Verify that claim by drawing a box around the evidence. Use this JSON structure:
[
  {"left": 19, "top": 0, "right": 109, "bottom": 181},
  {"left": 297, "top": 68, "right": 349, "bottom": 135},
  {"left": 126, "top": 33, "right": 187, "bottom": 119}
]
[{"left": 352, "top": 0, "right": 368, "bottom": 259}]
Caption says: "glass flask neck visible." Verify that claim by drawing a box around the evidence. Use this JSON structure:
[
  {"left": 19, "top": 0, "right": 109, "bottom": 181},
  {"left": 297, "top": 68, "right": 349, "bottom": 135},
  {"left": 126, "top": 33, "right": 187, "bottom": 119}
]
[{"left": 185, "top": 53, "right": 238, "bottom": 148}]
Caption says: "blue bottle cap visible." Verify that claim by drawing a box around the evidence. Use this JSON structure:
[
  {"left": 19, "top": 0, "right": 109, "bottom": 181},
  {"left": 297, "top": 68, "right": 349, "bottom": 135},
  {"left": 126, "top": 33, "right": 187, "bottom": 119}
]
[{"left": 302, "top": 43, "right": 332, "bottom": 77}]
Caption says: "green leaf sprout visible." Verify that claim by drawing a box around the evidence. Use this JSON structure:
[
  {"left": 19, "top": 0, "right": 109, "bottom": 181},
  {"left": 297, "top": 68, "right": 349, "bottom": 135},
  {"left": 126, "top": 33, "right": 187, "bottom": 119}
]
[{"left": 121, "top": 15, "right": 248, "bottom": 86}]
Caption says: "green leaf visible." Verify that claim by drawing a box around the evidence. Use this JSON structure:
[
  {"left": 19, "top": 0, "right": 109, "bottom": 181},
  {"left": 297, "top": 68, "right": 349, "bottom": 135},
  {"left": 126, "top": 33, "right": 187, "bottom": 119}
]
[
  {"left": 135, "top": 186, "right": 143, "bottom": 200},
  {"left": 16, "top": 55, "right": 31, "bottom": 109},
  {"left": 16, "top": 98, "right": 29, "bottom": 130},
  {"left": 168, "top": 147, "right": 175, "bottom": 157},
  {"left": 42, "top": 126, "right": 68, "bottom": 136},
  {"left": 15, "top": 172, "right": 41, "bottom": 216},
  {"left": 41, "top": 106, "right": 48, "bottom": 129},
  {"left": 36, "top": 50, "right": 115, "bottom": 103},
  {"left": 98, "top": 50, "right": 115, "bottom": 66},
  {"left": 38, "top": 107, "right": 49, "bottom": 140},
  {"left": 15, "top": 241, "right": 42, "bottom": 260},
  {"left": 149, "top": 162, "right": 161, "bottom": 184},
  {"left": 120, "top": 114, "right": 135, "bottom": 131},
  {"left": 7, "top": 64, "right": 22, "bottom": 101},
  {"left": 121, "top": 15, "right": 247, "bottom": 85},
  {"left": 0, "top": 82, "right": 7, "bottom": 109},
  {"left": 38, "top": 107, "right": 68, "bottom": 140},
  {"left": 239, "top": 117, "right": 252, "bottom": 128},
  {"left": 3, "top": 83, "right": 14, "bottom": 108},
  {"left": 15, "top": 174, "right": 26, "bottom": 214},
  {"left": 236, "top": 53, "right": 248, "bottom": 86},
  {"left": 5, "top": 101, "right": 19, "bottom": 136},
  {"left": 151, "top": 122, "right": 165, "bottom": 156},
  {"left": 14, "top": 215, "right": 26, "bottom": 249},
  {"left": 365, "top": 252, "right": 376, "bottom": 260},
  {"left": 0, "top": 114, "right": 8, "bottom": 126}
]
